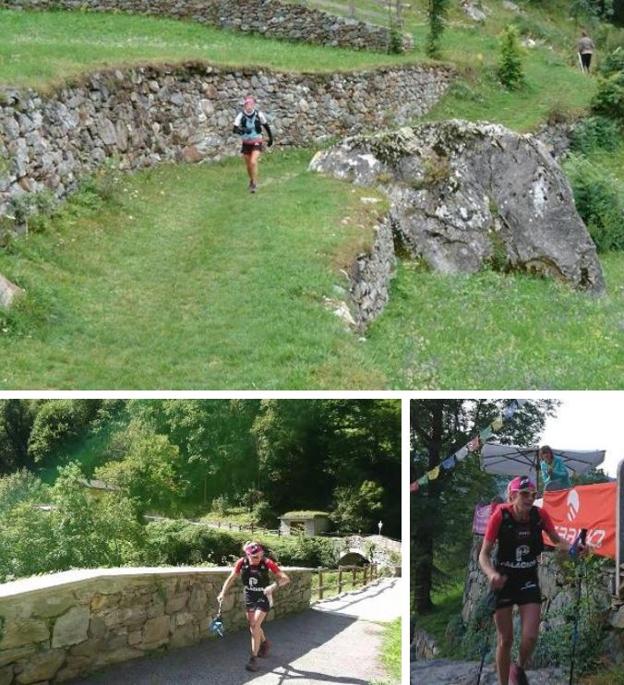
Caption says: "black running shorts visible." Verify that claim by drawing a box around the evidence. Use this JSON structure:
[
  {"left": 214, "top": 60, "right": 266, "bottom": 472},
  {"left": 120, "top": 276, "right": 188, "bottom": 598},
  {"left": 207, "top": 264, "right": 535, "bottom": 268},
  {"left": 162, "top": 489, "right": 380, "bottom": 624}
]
[
  {"left": 244, "top": 590, "right": 271, "bottom": 613},
  {"left": 495, "top": 572, "right": 541, "bottom": 609},
  {"left": 241, "top": 141, "right": 264, "bottom": 155}
]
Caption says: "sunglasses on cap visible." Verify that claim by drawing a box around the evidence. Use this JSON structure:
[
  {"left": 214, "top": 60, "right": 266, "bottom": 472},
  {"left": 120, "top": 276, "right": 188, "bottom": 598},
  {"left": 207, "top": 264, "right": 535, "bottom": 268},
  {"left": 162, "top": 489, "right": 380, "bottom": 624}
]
[{"left": 245, "top": 544, "right": 262, "bottom": 555}]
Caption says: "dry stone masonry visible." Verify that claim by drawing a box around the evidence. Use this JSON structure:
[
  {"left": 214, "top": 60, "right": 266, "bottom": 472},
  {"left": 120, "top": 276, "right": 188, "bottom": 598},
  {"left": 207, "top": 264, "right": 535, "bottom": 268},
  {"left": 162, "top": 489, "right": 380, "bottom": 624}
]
[
  {"left": 310, "top": 120, "right": 605, "bottom": 293},
  {"left": 0, "top": 62, "right": 452, "bottom": 316},
  {"left": 0, "top": 566, "right": 311, "bottom": 684},
  {"left": 1, "top": 0, "right": 413, "bottom": 52},
  {"left": 0, "top": 63, "right": 453, "bottom": 221}
]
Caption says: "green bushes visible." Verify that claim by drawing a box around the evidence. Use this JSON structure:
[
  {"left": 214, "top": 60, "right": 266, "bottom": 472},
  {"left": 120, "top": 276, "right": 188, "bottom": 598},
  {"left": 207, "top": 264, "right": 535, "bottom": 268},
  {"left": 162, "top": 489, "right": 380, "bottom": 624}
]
[
  {"left": 143, "top": 519, "right": 339, "bottom": 568},
  {"left": 591, "top": 70, "right": 624, "bottom": 123},
  {"left": 564, "top": 154, "right": 624, "bottom": 251},
  {"left": 570, "top": 115, "right": 621, "bottom": 154},
  {"left": 498, "top": 26, "right": 525, "bottom": 90}
]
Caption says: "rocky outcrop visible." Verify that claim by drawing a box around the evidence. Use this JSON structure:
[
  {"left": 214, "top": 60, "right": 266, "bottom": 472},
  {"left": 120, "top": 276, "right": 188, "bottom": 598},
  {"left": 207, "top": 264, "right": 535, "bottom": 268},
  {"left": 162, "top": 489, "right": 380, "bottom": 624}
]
[
  {"left": 1, "top": 0, "right": 413, "bottom": 53},
  {"left": 412, "top": 628, "right": 438, "bottom": 660},
  {"left": 310, "top": 120, "right": 605, "bottom": 293}
]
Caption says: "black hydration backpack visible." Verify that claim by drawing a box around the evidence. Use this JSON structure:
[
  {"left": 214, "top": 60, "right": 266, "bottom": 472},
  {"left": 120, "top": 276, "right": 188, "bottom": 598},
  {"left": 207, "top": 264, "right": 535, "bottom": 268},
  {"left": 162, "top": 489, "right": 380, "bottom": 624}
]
[
  {"left": 241, "top": 556, "right": 270, "bottom": 590},
  {"left": 240, "top": 110, "right": 263, "bottom": 135},
  {"left": 496, "top": 505, "right": 545, "bottom": 568}
]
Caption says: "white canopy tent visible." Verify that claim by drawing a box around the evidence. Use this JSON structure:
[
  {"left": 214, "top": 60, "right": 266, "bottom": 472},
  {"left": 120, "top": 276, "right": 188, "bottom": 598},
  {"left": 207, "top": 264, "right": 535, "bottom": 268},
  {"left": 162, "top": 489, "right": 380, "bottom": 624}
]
[{"left": 480, "top": 443, "right": 606, "bottom": 484}]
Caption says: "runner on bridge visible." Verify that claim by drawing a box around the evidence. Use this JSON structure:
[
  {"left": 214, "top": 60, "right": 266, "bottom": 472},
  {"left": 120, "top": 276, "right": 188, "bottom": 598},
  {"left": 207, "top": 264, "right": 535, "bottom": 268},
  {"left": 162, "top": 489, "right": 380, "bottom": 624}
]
[
  {"left": 478, "top": 476, "right": 583, "bottom": 685},
  {"left": 218, "top": 541, "right": 290, "bottom": 673}
]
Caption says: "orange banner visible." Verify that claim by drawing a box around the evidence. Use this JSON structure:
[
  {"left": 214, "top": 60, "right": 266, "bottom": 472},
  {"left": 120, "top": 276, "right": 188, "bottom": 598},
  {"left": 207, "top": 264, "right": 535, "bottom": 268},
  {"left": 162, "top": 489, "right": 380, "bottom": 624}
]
[{"left": 541, "top": 482, "right": 616, "bottom": 559}]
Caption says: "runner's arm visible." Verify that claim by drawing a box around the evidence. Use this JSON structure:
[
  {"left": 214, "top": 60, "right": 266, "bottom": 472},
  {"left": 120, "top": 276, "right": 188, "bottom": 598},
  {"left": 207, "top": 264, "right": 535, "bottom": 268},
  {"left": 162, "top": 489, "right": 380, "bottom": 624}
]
[
  {"left": 217, "top": 569, "right": 239, "bottom": 602},
  {"left": 262, "top": 122, "right": 273, "bottom": 146},
  {"left": 264, "top": 562, "right": 290, "bottom": 593},
  {"left": 232, "top": 113, "right": 243, "bottom": 135},
  {"left": 540, "top": 509, "right": 576, "bottom": 553}
]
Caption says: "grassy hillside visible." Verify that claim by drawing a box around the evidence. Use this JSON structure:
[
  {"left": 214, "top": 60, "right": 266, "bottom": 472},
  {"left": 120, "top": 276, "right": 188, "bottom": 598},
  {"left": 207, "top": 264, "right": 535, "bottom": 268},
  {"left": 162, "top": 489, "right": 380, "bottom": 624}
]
[
  {"left": 0, "top": 9, "right": 425, "bottom": 89},
  {"left": 1, "top": 1, "right": 623, "bottom": 388}
]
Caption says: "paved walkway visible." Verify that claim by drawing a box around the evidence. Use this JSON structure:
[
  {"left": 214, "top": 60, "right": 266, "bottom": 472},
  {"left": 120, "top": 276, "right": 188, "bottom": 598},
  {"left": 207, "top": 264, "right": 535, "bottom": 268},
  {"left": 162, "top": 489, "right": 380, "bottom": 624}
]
[{"left": 71, "top": 578, "right": 402, "bottom": 685}]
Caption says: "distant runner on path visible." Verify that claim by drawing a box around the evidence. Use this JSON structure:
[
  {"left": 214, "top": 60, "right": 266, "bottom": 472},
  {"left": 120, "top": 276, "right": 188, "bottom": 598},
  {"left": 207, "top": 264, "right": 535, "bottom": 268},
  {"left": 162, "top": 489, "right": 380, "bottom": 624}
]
[
  {"left": 233, "top": 96, "right": 274, "bottom": 193},
  {"left": 217, "top": 541, "right": 290, "bottom": 673},
  {"left": 577, "top": 30, "right": 595, "bottom": 73}
]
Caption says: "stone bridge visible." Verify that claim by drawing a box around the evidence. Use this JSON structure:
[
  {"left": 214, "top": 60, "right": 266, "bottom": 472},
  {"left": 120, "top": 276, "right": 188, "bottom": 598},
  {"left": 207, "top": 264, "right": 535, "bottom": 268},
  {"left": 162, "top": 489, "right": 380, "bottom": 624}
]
[{"left": 330, "top": 534, "right": 401, "bottom": 567}]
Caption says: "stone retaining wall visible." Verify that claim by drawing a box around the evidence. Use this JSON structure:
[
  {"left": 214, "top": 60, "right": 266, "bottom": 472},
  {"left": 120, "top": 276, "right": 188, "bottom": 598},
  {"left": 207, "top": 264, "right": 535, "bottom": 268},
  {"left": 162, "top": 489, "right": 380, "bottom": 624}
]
[
  {"left": 0, "top": 62, "right": 453, "bottom": 321},
  {"left": 0, "top": 566, "right": 312, "bottom": 684},
  {"left": 1, "top": 0, "right": 413, "bottom": 52},
  {"left": 347, "top": 216, "right": 396, "bottom": 329},
  {"left": 0, "top": 63, "right": 453, "bottom": 220}
]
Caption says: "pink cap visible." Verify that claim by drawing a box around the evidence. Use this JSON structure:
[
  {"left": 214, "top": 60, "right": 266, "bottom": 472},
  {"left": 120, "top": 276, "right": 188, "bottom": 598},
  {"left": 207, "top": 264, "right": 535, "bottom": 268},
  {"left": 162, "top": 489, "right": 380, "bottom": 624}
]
[
  {"left": 244, "top": 542, "right": 263, "bottom": 555},
  {"left": 508, "top": 475, "right": 537, "bottom": 494},
  {"left": 243, "top": 96, "right": 255, "bottom": 106}
]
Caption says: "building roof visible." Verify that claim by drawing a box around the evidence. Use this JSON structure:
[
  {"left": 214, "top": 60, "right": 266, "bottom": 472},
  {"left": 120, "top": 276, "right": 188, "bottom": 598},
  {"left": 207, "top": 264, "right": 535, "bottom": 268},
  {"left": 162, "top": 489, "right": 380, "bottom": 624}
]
[{"left": 280, "top": 510, "right": 330, "bottom": 520}]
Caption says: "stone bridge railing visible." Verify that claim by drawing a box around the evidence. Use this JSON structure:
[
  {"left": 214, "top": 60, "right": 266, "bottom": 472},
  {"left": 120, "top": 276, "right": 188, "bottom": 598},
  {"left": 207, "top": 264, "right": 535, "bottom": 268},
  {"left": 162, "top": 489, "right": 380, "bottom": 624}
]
[
  {"left": 1, "top": 0, "right": 413, "bottom": 52},
  {"left": 0, "top": 566, "right": 312, "bottom": 684},
  {"left": 333, "top": 534, "right": 402, "bottom": 566}
]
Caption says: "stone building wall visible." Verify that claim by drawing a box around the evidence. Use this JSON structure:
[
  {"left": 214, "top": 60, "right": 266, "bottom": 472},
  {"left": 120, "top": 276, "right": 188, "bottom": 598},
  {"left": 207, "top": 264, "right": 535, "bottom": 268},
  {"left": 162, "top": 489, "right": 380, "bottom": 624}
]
[
  {"left": 0, "top": 566, "right": 312, "bottom": 684},
  {"left": 1, "top": 0, "right": 413, "bottom": 52}
]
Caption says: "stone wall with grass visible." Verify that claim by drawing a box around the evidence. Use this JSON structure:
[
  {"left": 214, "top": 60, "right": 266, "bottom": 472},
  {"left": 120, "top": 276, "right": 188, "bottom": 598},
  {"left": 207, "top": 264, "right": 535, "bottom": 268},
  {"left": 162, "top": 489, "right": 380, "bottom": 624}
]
[
  {"left": 0, "top": 62, "right": 453, "bottom": 222},
  {"left": 0, "top": 61, "right": 453, "bottom": 316},
  {"left": 1, "top": 0, "right": 413, "bottom": 52},
  {"left": 0, "top": 566, "right": 312, "bottom": 684}
]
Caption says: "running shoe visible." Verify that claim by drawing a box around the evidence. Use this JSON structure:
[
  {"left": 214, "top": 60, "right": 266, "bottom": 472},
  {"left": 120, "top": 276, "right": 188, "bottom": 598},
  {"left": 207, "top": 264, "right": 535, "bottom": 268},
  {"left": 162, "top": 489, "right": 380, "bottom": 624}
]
[
  {"left": 510, "top": 663, "right": 530, "bottom": 685},
  {"left": 258, "top": 639, "right": 271, "bottom": 658},
  {"left": 249, "top": 182, "right": 257, "bottom": 193},
  {"left": 245, "top": 656, "right": 259, "bottom": 672}
]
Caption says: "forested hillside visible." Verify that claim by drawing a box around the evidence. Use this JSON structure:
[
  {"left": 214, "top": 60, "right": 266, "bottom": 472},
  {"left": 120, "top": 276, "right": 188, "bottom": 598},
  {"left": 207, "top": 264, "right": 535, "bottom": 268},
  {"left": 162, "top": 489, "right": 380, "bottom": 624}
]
[{"left": 0, "top": 400, "right": 400, "bottom": 581}]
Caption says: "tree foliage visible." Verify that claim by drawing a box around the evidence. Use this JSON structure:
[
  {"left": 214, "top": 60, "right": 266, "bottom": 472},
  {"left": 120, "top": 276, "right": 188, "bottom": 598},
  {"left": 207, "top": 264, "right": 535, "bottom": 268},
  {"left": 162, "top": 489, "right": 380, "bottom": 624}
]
[
  {"left": 0, "top": 399, "right": 401, "bottom": 582},
  {"left": 426, "top": 0, "right": 450, "bottom": 59},
  {"left": 410, "top": 399, "right": 558, "bottom": 615},
  {"left": 498, "top": 25, "right": 525, "bottom": 90}
]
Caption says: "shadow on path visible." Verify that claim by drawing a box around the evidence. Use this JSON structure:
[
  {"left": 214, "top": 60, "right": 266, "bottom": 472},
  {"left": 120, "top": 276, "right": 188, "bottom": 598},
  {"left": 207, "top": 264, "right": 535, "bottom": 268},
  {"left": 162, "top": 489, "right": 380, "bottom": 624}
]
[
  {"left": 70, "top": 608, "right": 384, "bottom": 684},
  {"left": 314, "top": 578, "right": 400, "bottom": 615}
]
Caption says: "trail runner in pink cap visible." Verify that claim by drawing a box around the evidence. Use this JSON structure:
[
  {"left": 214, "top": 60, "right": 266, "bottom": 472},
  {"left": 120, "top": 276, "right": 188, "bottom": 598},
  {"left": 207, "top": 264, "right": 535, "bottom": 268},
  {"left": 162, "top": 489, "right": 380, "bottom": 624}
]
[
  {"left": 232, "top": 96, "right": 274, "bottom": 193},
  {"left": 217, "top": 541, "right": 289, "bottom": 672},
  {"left": 478, "top": 476, "right": 584, "bottom": 685}
]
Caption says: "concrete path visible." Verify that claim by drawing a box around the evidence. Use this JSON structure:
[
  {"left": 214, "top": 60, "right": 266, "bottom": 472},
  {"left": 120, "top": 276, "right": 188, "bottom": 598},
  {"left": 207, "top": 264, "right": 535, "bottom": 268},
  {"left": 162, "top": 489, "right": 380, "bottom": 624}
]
[{"left": 71, "top": 578, "right": 402, "bottom": 685}]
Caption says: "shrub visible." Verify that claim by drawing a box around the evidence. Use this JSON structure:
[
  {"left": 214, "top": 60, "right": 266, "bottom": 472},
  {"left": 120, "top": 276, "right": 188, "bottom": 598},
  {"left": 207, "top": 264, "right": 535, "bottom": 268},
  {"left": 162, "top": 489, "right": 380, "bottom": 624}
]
[
  {"left": 591, "top": 70, "right": 624, "bottom": 124},
  {"left": 498, "top": 25, "right": 525, "bottom": 90},
  {"left": 564, "top": 154, "right": 624, "bottom": 251},
  {"left": 211, "top": 494, "right": 229, "bottom": 516},
  {"left": 251, "top": 500, "right": 276, "bottom": 528},
  {"left": 388, "top": 27, "right": 403, "bottom": 55},
  {"left": 570, "top": 115, "right": 622, "bottom": 154},
  {"left": 426, "top": 0, "right": 450, "bottom": 59}
]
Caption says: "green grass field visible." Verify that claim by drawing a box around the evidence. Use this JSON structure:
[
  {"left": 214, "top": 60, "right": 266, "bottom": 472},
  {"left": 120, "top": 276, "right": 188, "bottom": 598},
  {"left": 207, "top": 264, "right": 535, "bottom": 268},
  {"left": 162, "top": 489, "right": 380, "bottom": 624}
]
[
  {"left": 1, "top": 4, "right": 623, "bottom": 388},
  {"left": 1, "top": 151, "right": 622, "bottom": 389},
  {"left": 0, "top": 9, "right": 425, "bottom": 89}
]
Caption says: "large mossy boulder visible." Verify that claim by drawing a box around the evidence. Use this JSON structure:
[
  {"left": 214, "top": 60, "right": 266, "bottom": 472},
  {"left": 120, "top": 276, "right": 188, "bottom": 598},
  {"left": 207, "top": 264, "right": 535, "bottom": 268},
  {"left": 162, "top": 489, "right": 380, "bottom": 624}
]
[{"left": 310, "top": 120, "right": 605, "bottom": 293}]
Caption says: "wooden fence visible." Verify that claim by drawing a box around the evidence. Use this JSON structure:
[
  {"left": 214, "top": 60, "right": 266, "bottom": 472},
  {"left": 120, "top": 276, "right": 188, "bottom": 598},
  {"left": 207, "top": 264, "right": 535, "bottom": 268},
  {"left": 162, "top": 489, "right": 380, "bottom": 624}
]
[{"left": 313, "top": 564, "right": 379, "bottom": 600}]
